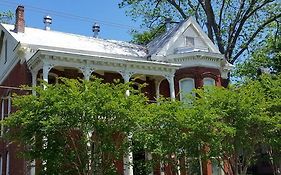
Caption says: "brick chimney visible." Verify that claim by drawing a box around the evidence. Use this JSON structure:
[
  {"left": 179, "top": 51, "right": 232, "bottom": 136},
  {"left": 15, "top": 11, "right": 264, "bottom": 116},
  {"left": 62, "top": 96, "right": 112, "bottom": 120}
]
[{"left": 15, "top": 5, "right": 25, "bottom": 33}]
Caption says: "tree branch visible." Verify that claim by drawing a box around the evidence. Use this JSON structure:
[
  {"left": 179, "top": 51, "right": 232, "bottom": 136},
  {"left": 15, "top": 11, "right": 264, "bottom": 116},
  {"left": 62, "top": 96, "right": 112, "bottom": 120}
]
[
  {"left": 227, "top": 0, "right": 274, "bottom": 62},
  {"left": 167, "top": 0, "right": 187, "bottom": 19},
  {"left": 218, "top": 0, "right": 226, "bottom": 29},
  {"left": 226, "top": 0, "right": 253, "bottom": 61},
  {"left": 231, "top": 13, "right": 281, "bottom": 63},
  {"left": 202, "top": 0, "right": 225, "bottom": 53},
  {"left": 226, "top": 0, "right": 246, "bottom": 50}
]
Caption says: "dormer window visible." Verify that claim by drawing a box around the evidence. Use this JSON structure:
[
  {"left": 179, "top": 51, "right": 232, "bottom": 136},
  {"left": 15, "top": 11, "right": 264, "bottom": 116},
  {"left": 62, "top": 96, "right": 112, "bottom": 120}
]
[{"left": 185, "top": 37, "right": 194, "bottom": 48}]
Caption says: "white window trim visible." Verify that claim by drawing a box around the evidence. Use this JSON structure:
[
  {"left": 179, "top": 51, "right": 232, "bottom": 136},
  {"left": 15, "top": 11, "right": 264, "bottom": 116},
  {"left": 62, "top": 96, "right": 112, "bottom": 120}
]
[
  {"left": 0, "top": 155, "right": 2, "bottom": 175},
  {"left": 5, "top": 152, "right": 9, "bottom": 175},
  {"left": 1, "top": 94, "right": 11, "bottom": 137},
  {"left": 179, "top": 78, "right": 195, "bottom": 101}
]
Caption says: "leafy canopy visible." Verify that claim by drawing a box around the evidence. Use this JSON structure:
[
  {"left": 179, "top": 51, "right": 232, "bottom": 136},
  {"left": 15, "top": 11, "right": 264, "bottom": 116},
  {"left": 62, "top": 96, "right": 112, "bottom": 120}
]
[
  {"left": 3, "top": 75, "right": 281, "bottom": 174},
  {"left": 235, "top": 32, "right": 281, "bottom": 80},
  {"left": 0, "top": 11, "right": 13, "bottom": 24},
  {"left": 4, "top": 78, "right": 148, "bottom": 175}
]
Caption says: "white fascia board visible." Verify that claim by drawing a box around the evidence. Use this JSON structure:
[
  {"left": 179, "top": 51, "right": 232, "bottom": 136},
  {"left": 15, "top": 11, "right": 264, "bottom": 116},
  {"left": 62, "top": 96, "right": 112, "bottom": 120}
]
[
  {"left": 35, "top": 48, "right": 180, "bottom": 67},
  {"left": 165, "top": 51, "right": 224, "bottom": 61},
  {"left": 24, "top": 44, "right": 147, "bottom": 61},
  {"left": 0, "top": 24, "right": 22, "bottom": 84},
  {"left": 27, "top": 49, "right": 181, "bottom": 72}
]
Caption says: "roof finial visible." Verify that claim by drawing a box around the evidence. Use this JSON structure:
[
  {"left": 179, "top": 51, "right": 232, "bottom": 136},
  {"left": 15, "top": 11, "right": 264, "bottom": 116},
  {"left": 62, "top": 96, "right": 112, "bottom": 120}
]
[
  {"left": 43, "top": 15, "right": 52, "bottom": 31},
  {"left": 92, "top": 23, "right": 100, "bottom": 38}
]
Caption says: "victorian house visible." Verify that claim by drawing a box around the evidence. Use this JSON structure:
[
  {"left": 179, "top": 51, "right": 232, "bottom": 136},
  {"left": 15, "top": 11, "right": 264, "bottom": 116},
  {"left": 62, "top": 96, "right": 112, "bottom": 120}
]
[{"left": 0, "top": 5, "right": 231, "bottom": 175}]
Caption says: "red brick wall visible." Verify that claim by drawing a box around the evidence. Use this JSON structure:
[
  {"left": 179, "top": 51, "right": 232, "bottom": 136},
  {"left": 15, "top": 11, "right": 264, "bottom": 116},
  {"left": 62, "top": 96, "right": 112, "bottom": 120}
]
[{"left": 0, "top": 61, "right": 32, "bottom": 175}]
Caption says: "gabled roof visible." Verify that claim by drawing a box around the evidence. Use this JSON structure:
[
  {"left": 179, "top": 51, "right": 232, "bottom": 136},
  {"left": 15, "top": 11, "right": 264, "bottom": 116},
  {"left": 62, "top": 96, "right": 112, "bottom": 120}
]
[
  {"left": 147, "top": 17, "right": 221, "bottom": 59},
  {"left": 147, "top": 20, "right": 185, "bottom": 56},
  {"left": 1, "top": 23, "right": 147, "bottom": 61},
  {"left": 1, "top": 17, "right": 223, "bottom": 63}
]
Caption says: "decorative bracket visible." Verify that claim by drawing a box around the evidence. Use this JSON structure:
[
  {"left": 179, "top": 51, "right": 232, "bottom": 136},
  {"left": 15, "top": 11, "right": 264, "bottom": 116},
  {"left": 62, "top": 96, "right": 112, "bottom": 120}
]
[
  {"left": 119, "top": 70, "right": 135, "bottom": 83},
  {"left": 80, "top": 66, "right": 95, "bottom": 80}
]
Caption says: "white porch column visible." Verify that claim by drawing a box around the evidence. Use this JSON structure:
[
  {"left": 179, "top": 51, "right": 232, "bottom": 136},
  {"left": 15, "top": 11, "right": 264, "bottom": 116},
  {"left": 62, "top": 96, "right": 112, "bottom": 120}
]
[
  {"left": 30, "top": 160, "right": 35, "bottom": 175},
  {"left": 42, "top": 62, "right": 54, "bottom": 84},
  {"left": 145, "top": 152, "right": 153, "bottom": 175},
  {"left": 154, "top": 78, "right": 163, "bottom": 99},
  {"left": 120, "top": 71, "right": 134, "bottom": 96},
  {"left": 31, "top": 70, "right": 38, "bottom": 96},
  {"left": 165, "top": 74, "right": 176, "bottom": 100},
  {"left": 160, "top": 161, "right": 165, "bottom": 175},
  {"left": 119, "top": 70, "right": 134, "bottom": 175},
  {"left": 42, "top": 61, "right": 53, "bottom": 171},
  {"left": 30, "top": 69, "right": 39, "bottom": 175},
  {"left": 80, "top": 66, "right": 95, "bottom": 80}
]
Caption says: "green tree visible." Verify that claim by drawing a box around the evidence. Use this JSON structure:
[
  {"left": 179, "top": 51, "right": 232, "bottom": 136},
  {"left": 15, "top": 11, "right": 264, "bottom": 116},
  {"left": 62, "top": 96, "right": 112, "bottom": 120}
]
[
  {"left": 132, "top": 74, "right": 280, "bottom": 175},
  {"left": 4, "top": 78, "right": 148, "bottom": 175},
  {"left": 0, "top": 11, "right": 13, "bottom": 23},
  {"left": 190, "top": 75, "right": 281, "bottom": 175},
  {"left": 134, "top": 99, "right": 191, "bottom": 174},
  {"left": 131, "top": 25, "right": 165, "bottom": 45},
  {"left": 235, "top": 33, "right": 281, "bottom": 80},
  {"left": 119, "top": 0, "right": 281, "bottom": 64}
]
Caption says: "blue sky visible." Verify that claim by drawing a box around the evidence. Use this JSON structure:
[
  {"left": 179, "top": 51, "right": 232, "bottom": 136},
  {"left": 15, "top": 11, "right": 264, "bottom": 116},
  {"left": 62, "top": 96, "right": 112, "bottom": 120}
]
[{"left": 0, "top": 0, "right": 141, "bottom": 41}]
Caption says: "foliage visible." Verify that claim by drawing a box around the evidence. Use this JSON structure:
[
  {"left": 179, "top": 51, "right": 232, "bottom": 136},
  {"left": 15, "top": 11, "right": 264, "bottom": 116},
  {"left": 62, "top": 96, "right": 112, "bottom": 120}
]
[
  {"left": 119, "top": 0, "right": 281, "bottom": 64},
  {"left": 4, "top": 78, "right": 148, "bottom": 175},
  {"left": 3, "top": 75, "right": 281, "bottom": 174},
  {"left": 131, "top": 25, "right": 165, "bottom": 45},
  {"left": 0, "top": 11, "right": 13, "bottom": 24},
  {"left": 134, "top": 75, "right": 281, "bottom": 175},
  {"left": 235, "top": 33, "right": 281, "bottom": 80},
  {"left": 190, "top": 75, "right": 281, "bottom": 175}
]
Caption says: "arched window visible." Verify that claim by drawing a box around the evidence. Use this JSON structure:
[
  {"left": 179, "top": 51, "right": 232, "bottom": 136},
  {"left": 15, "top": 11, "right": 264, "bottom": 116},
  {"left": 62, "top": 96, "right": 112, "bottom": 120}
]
[
  {"left": 179, "top": 78, "right": 195, "bottom": 101},
  {"left": 5, "top": 152, "right": 9, "bottom": 175},
  {"left": 203, "top": 77, "right": 215, "bottom": 86}
]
